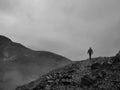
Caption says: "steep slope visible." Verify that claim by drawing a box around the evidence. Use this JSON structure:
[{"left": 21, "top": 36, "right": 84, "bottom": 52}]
[
  {"left": 0, "top": 35, "right": 71, "bottom": 90},
  {"left": 15, "top": 51, "right": 120, "bottom": 90}
]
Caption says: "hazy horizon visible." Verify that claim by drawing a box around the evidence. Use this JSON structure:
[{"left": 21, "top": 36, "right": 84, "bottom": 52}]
[{"left": 0, "top": 0, "right": 120, "bottom": 60}]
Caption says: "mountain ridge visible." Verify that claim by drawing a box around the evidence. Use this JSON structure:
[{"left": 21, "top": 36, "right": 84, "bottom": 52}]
[
  {"left": 0, "top": 35, "right": 72, "bottom": 90},
  {"left": 15, "top": 51, "right": 120, "bottom": 90}
]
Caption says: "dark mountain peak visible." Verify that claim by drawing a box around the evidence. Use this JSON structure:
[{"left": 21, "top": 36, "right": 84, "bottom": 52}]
[
  {"left": 0, "top": 35, "right": 72, "bottom": 90},
  {"left": 0, "top": 35, "right": 12, "bottom": 45},
  {"left": 0, "top": 35, "right": 12, "bottom": 41},
  {"left": 0, "top": 35, "right": 32, "bottom": 58}
]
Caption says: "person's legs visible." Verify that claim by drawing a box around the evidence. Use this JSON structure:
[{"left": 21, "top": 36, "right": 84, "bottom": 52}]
[{"left": 89, "top": 54, "right": 91, "bottom": 59}]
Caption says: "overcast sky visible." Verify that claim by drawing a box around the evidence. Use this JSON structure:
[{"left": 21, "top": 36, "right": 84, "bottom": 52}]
[{"left": 0, "top": 0, "right": 120, "bottom": 60}]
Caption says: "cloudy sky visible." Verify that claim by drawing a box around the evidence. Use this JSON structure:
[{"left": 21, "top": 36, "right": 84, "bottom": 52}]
[{"left": 0, "top": 0, "right": 120, "bottom": 60}]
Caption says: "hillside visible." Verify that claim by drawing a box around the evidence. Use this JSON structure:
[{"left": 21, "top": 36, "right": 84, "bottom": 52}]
[
  {"left": 0, "top": 35, "right": 71, "bottom": 90},
  {"left": 15, "top": 51, "right": 120, "bottom": 90}
]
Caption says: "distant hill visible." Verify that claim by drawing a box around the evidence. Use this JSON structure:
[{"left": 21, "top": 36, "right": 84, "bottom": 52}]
[
  {"left": 0, "top": 35, "right": 72, "bottom": 90},
  {"left": 15, "top": 51, "right": 120, "bottom": 90}
]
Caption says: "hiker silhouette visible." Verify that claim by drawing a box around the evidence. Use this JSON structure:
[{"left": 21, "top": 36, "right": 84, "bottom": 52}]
[{"left": 87, "top": 47, "right": 93, "bottom": 59}]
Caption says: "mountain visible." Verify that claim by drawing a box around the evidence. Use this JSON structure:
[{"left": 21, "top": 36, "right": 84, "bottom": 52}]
[
  {"left": 0, "top": 35, "right": 72, "bottom": 90},
  {"left": 15, "top": 51, "right": 120, "bottom": 90}
]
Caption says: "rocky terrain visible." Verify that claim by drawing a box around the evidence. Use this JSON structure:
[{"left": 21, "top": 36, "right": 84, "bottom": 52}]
[
  {"left": 0, "top": 35, "right": 71, "bottom": 90},
  {"left": 15, "top": 51, "right": 120, "bottom": 90}
]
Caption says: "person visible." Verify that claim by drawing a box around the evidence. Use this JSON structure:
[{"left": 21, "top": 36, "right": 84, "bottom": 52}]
[{"left": 87, "top": 47, "right": 93, "bottom": 59}]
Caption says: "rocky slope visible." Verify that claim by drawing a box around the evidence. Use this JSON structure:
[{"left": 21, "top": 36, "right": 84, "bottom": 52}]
[
  {"left": 15, "top": 51, "right": 120, "bottom": 90},
  {"left": 0, "top": 35, "right": 71, "bottom": 90}
]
